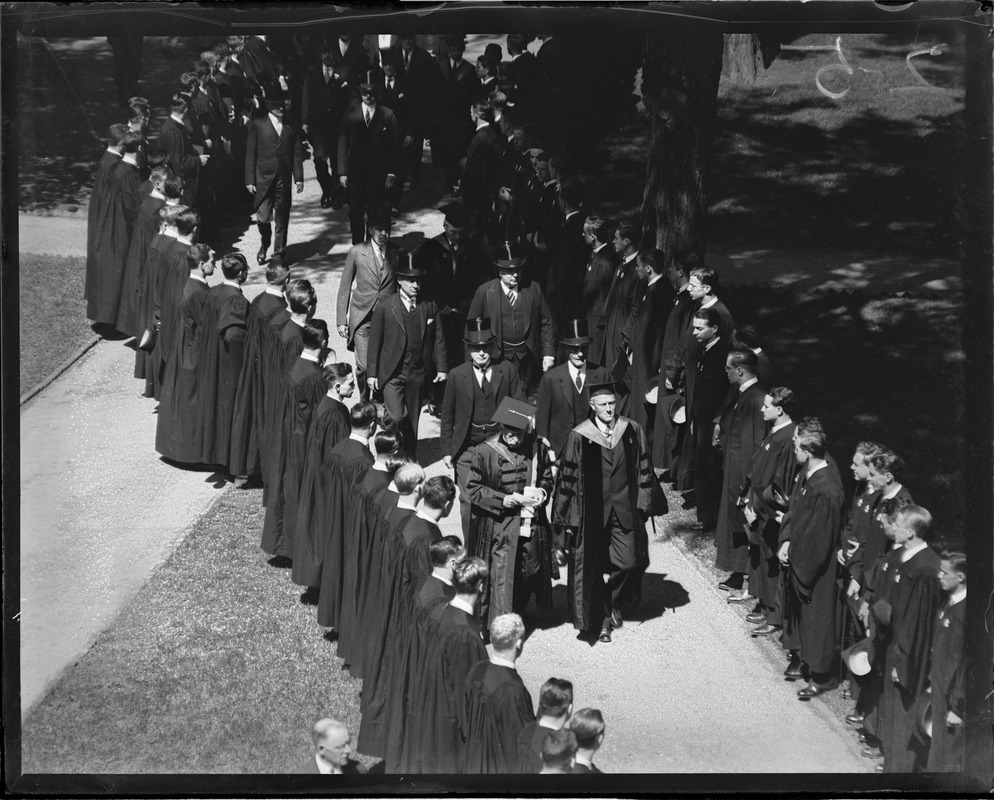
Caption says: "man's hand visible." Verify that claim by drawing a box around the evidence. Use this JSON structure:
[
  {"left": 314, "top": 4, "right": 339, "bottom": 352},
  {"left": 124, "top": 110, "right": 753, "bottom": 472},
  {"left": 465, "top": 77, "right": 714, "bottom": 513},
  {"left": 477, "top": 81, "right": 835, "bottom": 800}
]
[
  {"left": 502, "top": 493, "right": 521, "bottom": 509},
  {"left": 340, "top": 175, "right": 348, "bottom": 189},
  {"left": 711, "top": 423, "right": 721, "bottom": 447},
  {"left": 891, "top": 667, "right": 900, "bottom": 685},
  {"left": 295, "top": 182, "right": 304, "bottom": 193},
  {"left": 847, "top": 578, "right": 860, "bottom": 598},
  {"left": 433, "top": 372, "right": 447, "bottom": 383},
  {"left": 246, "top": 184, "right": 256, "bottom": 195},
  {"left": 777, "top": 541, "right": 790, "bottom": 566},
  {"left": 367, "top": 377, "right": 378, "bottom": 392},
  {"left": 947, "top": 710, "right": 963, "bottom": 727},
  {"left": 858, "top": 600, "right": 870, "bottom": 627},
  {"left": 302, "top": 123, "right": 310, "bottom": 136},
  {"left": 665, "top": 377, "right": 674, "bottom": 390},
  {"left": 499, "top": 186, "right": 512, "bottom": 202},
  {"left": 774, "top": 510, "right": 785, "bottom": 523},
  {"left": 385, "top": 174, "right": 396, "bottom": 189},
  {"left": 337, "top": 324, "right": 348, "bottom": 338},
  {"left": 403, "top": 135, "right": 413, "bottom": 148},
  {"left": 542, "top": 356, "right": 554, "bottom": 372},
  {"left": 442, "top": 455, "right": 453, "bottom": 470},
  {"left": 743, "top": 505, "right": 756, "bottom": 525},
  {"left": 199, "top": 154, "right": 210, "bottom": 165},
  {"left": 837, "top": 547, "right": 847, "bottom": 566},
  {"left": 205, "top": 138, "right": 213, "bottom": 149}
]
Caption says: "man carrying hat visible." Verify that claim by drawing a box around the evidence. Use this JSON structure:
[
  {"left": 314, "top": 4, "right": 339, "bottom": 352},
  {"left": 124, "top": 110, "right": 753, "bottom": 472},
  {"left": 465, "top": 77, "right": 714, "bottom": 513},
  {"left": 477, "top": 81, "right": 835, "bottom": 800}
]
[
  {"left": 468, "top": 241, "right": 555, "bottom": 401},
  {"left": 466, "top": 396, "right": 555, "bottom": 627},
  {"left": 553, "top": 381, "right": 663, "bottom": 643},
  {"left": 245, "top": 97, "right": 304, "bottom": 266},
  {"left": 441, "top": 318, "right": 522, "bottom": 537},
  {"left": 367, "top": 249, "right": 447, "bottom": 455},
  {"left": 338, "top": 70, "right": 399, "bottom": 245}
]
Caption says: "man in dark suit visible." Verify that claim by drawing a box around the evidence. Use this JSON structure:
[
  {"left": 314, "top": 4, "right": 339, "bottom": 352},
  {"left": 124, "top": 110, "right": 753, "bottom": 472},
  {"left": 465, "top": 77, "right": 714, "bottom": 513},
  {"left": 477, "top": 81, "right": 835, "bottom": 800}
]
[
  {"left": 581, "top": 215, "right": 619, "bottom": 362},
  {"left": 301, "top": 45, "right": 351, "bottom": 209},
  {"left": 535, "top": 319, "right": 611, "bottom": 464},
  {"left": 432, "top": 37, "right": 479, "bottom": 195},
  {"left": 366, "top": 252, "right": 447, "bottom": 454},
  {"left": 568, "top": 708, "right": 606, "bottom": 773},
  {"left": 396, "top": 33, "right": 437, "bottom": 191},
  {"left": 504, "top": 34, "right": 538, "bottom": 114},
  {"left": 441, "top": 318, "right": 521, "bottom": 536},
  {"left": 328, "top": 33, "right": 370, "bottom": 100},
  {"left": 160, "top": 93, "right": 209, "bottom": 205},
  {"left": 336, "top": 210, "right": 398, "bottom": 404},
  {"left": 291, "top": 717, "right": 366, "bottom": 775},
  {"left": 461, "top": 100, "right": 505, "bottom": 239},
  {"left": 545, "top": 178, "right": 589, "bottom": 331},
  {"left": 468, "top": 242, "right": 555, "bottom": 400},
  {"left": 338, "top": 72, "right": 399, "bottom": 245},
  {"left": 377, "top": 51, "right": 417, "bottom": 209},
  {"left": 597, "top": 220, "right": 640, "bottom": 376},
  {"left": 245, "top": 98, "right": 304, "bottom": 265}
]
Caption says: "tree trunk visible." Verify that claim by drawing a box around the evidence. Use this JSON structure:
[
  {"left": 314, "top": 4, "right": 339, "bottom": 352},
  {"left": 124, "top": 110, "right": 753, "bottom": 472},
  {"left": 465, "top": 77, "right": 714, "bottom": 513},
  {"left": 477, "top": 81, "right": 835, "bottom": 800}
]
[{"left": 639, "top": 32, "right": 724, "bottom": 260}]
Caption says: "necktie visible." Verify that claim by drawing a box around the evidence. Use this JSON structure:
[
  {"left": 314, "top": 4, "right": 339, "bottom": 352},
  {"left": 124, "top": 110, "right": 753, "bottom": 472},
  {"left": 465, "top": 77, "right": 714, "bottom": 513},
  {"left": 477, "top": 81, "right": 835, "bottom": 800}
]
[
  {"left": 507, "top": 290, "right": 516, "bottom": 306},
  {"left": 324, "top": 67, "right": 332, "bottom": 83},
  {"left": 479, "top": 369, "right": 491, "bottom": 394},
  {"left": 405, "top": 50, "right": 411, "bottom": 69},
  {"left": 364, "top": 107, "right": 371, "bottom": 126},
  {"left": 387, "top": 78, "right": 394, "bottom": 90},
  {"left": 575, "top": 372, "right": 583, "bottom": 393}
]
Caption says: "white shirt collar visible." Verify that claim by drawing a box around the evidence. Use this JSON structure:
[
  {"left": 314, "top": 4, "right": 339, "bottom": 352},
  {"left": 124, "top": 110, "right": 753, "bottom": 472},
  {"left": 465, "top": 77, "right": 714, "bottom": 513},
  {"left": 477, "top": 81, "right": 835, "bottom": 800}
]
[
  {"left": 623, "top": 251, "right": 637, "bottom": 265},
  {"left": 574, "top": 753, "right": 594, "bottom": 769},
  {"left": 315, "top": 754, "right": 341, "bottom": 775},
  {"left": 190, "top": 273, "right": 208, "bottom": 284},
  {"left": 567, "top": 362, "right": 586, "bottom": 381},
  {"left": 300, "top": 351, "right": 320, "bottom": 363},
  {"left": 700, "top": 295, "right": 718, "bottom": 309},
  {"left": 223, "top": 279, "right": 243, "bottom": 289},
  {"left": 807, "top": 461, "right": 828, "bottom": 477},
  {"left": 176, "top": 234, "right": 193, "bottom": 245},
  {"left": 771, "top": 419, "right": 792, "bottom": 433},
  {"left": 170, "top": 112, "right": 185, "bottom": 124},
  {"left": 593, "top": 242, "right": 607, "bottom": 253},
  {"left": 565, "top": 210, "right": 580, "bottom": 221},
  {"left": 268, "top": 112, "right": 283, "bottom": 129},
  {"left": 121, "top": 153, "right": 139, "bottom": 166},
  {"left": 372, "top": 461, "right": 389, "bottom": 472},
  {"left": 348, "top": 432, "right": 370, "bottom": 446},
  {"left": 150, "top": 189, "right": 166, "bottom": 200},
  {"left": 397, "top": 498, "right": 418, "bottom": 511},
  {"left": 739, "top": 376, "right": 758, "bottom": 393},
  {"left": 450, "top": 596, "right": 475, "bottom": 615},
  {"left": 290, "top": 316, "right": 305, "bottom": 327},
  {"left": 474, "top": 364, "right": 492, "bottom": 386},
  {"left": 882, "top": 482, "right": 904, "bottom": 500},
  {"left": 647, "top": 273, "right": 663, "bottom": 287},
  {"left": 703, "top": 335, "right": 720, "bottom": 352},
  {"left": 949, "top": 586, "right": 966, "bottom": 606},
  {"left": 415, "top": 508, "right": 437, "bottom": 525},
  {"left": 475, "top": 118, "right": 489, "bottom": 131},
  {"left": 106, "top": 146, "right": 121, "bottom": 155},
  {"left": 489, "top": 653, "right": 517, "bottom": 670},
  {"left": 265, "top": 286, "right": 285, "bottom": 297},
  {"left": 900, "top": 540, "right": 928, "bottom": 562},
  {"left": 432, "top": 570, "right": 453, "bottom": 586}
]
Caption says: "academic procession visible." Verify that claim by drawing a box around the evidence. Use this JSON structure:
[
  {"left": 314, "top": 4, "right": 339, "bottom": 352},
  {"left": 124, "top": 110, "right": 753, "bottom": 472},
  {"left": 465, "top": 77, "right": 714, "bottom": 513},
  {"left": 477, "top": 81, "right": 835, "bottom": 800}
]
[{"left": 66, "top": 20, "right": 978, "bottom": 783}]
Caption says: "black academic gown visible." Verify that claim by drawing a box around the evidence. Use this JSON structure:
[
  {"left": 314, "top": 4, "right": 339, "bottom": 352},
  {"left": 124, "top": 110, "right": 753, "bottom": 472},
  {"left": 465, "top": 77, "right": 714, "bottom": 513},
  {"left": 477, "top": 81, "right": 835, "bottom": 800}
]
[
  {"left": 715, "top": 382, "right": 767, "bottom": 574},
  {"left": 515, "top": 721, "right": 557, "bottom": 774},
  {"left": 89, "top": 158, "right": 141, "bottom": 328},
  {"left": 290, "top": 397, "right": 352, "bottom": 587},
  {"left": 155, "top": 277, "right": 209, "bottom": 463},
  {"left": 260, "top": 355, "right": 325, "bottom": 558},
  {"left": 156, "top": 238, "right": 195, "bottom": 390},
  {"left": 261, "top": 317, "right": 303, "bottom": 502},
  {"left": 227, "top": 291, "right": 287, "bottom": 477},
  {"left": 461, "top": 660, "right": 536, "bottom": 775},
  {"left": 927, "top": 598, "right": 965, "bottom": 772},
  {"left": 133, "top": 231, "right": 171, "bottom": 397},
  {"left": 337, "top": 469, "right": 392, "bottom": 675},
  {"left": 198, "top": 284, "right": 249, "bottom": 466},
  {"left": 117, "top": 192, "right": 165, "bottom": 338},
  {"left": 651, "top": 286, "right": 696, "bottom": 471},
  {"left": 85, "top": 150, "right": 122, "bottom": 307},
  {"left": 622, "top": 276, "right": 674, "bottom": 433},
  {"left": 779, "top": 463, "right": 846, "bottom": 675}
]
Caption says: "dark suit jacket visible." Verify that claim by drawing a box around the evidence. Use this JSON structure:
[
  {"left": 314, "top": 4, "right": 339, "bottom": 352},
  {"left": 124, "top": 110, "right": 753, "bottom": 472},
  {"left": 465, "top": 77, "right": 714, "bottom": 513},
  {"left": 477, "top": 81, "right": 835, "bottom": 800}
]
[
  {"left": 546, "top": 209, "right": 590, "bottom": 321},
  {"left": 378, "top": 73, "right": 417, "bottom": 138},
  {"left": 440, "top": 360, "right": 520, "bottom": 456},
  {"left": 583, "top": 244, "right": 619, "bottom": 356},
  {"left": 467, "top": 279, "right": 555, "bottom": 363},
  {"left": 244, "top": 115, "right": 305, "bottom": 206},
  {"left": 461, "top": 123, "right": 505, "bottom": 213},
  {"left": 422, "top": 233, "right": 490, "bottom": 315},
  {"left": 367, "top": 292, "right": 446, "bottom": 382},
  {"left": 435, "top": 57, "right": 479, "bottom": 122},
  {"left": 328, "top": 40, "right": 369, "bottom": 92},
  {"left": 535, "top": 362, "right": 611, "bottom": 456},
  {"left": 337, "top": 103, "right": 399, "bottom": 182},
  {"left": 301, "top": 63, "right": 349, "bottom": 132},
  {"left": 399, "top": 44, "right": 435, "bottom": 92}
]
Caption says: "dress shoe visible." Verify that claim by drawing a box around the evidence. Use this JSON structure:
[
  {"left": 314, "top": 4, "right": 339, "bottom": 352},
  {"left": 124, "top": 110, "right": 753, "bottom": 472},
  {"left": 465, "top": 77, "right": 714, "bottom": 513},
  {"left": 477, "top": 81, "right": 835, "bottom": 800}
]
[
  {"left": 784, "top": 660, "right": 804, "bottom": 681},
  {"left": 751, "top": 623, "right": 781, "bottom": 637},
  {"left": 846, "top": 713, "right": 865, "bottom": 726},
  {"left": 598, "top": 623, "right": 612, "bottom": 643},
  {"left": 718, "top": 574, "right": 743, "bottom": 592},
  {"left": 746, "top": 612, "right": 766, "bottom": 624},
  {"left": 861, "top": 745, "right": 883, "bottom": 760},
  {"left": 257, "top": 246, "right": 268, "bottom": 265},
  {"left": 610, "top": 609, "right": 623, "bottom": 629},
  {"left": 727, "top": 593, "right": 754, "bottom": 604},
  {"left": 874, "top": 764, "right": 884, "bottom": 773},
  {"left": 797, "top": 681, "right": 836, "bottom": 700},
  {"left": 320, "top": 193, "right": 331, "bottom": 209}
]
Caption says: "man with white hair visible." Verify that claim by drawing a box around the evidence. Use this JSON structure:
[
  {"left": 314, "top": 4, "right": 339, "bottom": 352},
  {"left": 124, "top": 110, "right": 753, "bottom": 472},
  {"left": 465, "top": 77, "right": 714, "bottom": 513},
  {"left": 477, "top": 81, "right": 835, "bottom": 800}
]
[{"left": 292, "top": 717, "right": 365, "bottom": 774}]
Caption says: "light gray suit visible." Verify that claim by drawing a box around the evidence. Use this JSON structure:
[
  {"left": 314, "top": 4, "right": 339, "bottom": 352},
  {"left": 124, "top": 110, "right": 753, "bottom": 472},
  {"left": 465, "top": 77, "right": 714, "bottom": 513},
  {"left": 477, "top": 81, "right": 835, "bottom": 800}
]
[{"left": 336, "top": 240, "right": 398, "bottom": 401}]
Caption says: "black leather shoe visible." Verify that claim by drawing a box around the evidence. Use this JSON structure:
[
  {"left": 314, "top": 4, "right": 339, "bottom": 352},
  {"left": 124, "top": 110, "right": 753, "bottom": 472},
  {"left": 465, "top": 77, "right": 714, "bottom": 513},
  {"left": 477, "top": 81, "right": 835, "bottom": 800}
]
[
  {"left": 553, "top": 548, "right": 567, "bottom": 568},
  {"left": 610, "top": 609, "right": 623, "bottom": 629},
  {"left": 598, "top": 623, "right": 612, "bottom": 643},
  {"left": 797, "top": 681, "right": 836, "bottom": 700},
  {"left": 727, "top": 593, "right": 754, "bottom": 604},
  {"left": 784, "top": 659, "right": 804, "bottom": 680},
  {"left": 746, "top": 612, "right": 766, "bottom": 624},
  {"left": 874, "top": 764, "right": 884, "bottom": 773},
  {"left": 257, "top": 246, "right": 268, "bottom": 265},
  {"left": 861, "top": 745, "right": 883, "bottom": 760},
  {"left": 752, "top": 623, "right": 781, "bottom": 637},
  {"left": 846, "top": 713, "right": 865, "bottom": 726}
]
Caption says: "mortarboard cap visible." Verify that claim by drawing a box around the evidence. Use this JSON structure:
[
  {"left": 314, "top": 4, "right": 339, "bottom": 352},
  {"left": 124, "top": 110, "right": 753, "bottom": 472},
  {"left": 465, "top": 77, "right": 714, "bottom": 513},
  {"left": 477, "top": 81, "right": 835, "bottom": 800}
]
[
  {"left": 492, "top": 396, "right": 537, "bottom": 431},
  {"left": 588, "top": 380, "right": 619, "bottom": 398}
]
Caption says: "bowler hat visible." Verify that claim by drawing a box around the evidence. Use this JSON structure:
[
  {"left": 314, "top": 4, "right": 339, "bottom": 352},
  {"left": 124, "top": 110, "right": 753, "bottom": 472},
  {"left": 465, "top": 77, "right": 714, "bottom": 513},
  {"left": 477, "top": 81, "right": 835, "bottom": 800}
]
[
  {"left": 560, "top": 319, "right": 593, "bottom": 347},
  {"left": 463, "top": 317, "right": 496, "bottom": 345},
  {"left": 492, "top": 396, "right": 536, "bottom": 431},
  {"left": 841, "top": 636, "right": 874, "bottom": 677},
  {"left": 394, "top": 250, "right": 426, "bottom": 279},
  {"left": 666, "top": 394, "right": 687, "bottom": 425},
  {"left": 492, "top": 241, "right": 526, "bottom": 269}
]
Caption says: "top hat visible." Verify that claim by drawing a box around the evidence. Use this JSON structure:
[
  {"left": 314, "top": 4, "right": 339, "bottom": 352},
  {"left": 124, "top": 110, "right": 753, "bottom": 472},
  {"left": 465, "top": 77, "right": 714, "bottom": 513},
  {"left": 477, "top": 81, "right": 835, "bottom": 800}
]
[
  {"left": 438, "top": 201, "right": 470, "bottom": 229},
  {"left": 841, "top": 636, "right": 874, "bottom": 677},
  {"left": 762, "top": 481, "right": 790, "bottom": 513},
  {"left": 492, "top": 396, "right": 537, "bottom": 431},
  {"left": 560, "top": 319, "right": 593, "bottom": 347},
  {"left": 394, "top": 250, "right": 426, "bottom": 279},
  {"left": 492, "top": 241, "right": 526, "bottom": 269},
  {"left": 464, "top": 317, "right": 496, "bottom": 345},
  {"left": 367, "top": 206, "right": 392, "bottom": 231},
  {"left": 359, "top": 70, "right": 378, "bottom": 90}
]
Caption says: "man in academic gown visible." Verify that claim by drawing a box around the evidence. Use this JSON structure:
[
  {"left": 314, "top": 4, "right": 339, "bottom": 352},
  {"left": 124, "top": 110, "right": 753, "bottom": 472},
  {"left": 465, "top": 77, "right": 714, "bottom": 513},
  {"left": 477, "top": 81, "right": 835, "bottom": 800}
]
[
  {"left": 85, "top": 124, "right": 127, "bottom": 315},
  {"left": 778, "top": 419, "right": 846, "bottom": 698},
  {"left": 313, "top": 402, "right": 378, "bottom": 626},
  {"left": 544, "top": 179, "right": 589, "bottom": 332},
  {"left": 290, "top": 363, "right": 355, "bottom": 589},
  {"left": 197, "top": 252, "right": 249, "bottom": 467},
  {"left": 245, "top": 97, "right": 304, "bottom": 265},
  {"left": 227, "top": 261, "right": 289, "bottom": 478},
  {"left": 338, "top": 73, "right": 399, "bottom": 245},
  {"left": 373, "top": 478, "right": 456, "bottom": 770},
  {"left": 117, "top": 164, "right": 169, "bottom": 339},
  {"left": 411, "top": 556, "right": 488, "bottom": 774},
  {"left": 467, "top": 242, "right": 555, "bottom": 400},
  {"left": 337, "top": 430, "right": 403, "bottom": 675},
  {"left": 927, "top": 551, "right": 966, "bottom": 772},
  {"left": 874, "top": 505, "right": 942, "bottom": 773},
  {"left": 89, "top": 129, "right": 143, "bottom": 331},
  {"left": 155, "top": 244, "right": 213, "bottom": 463},
  {"left": 553, "top": 381, "right": 663, "bottom": 642},
  {"left": 715, "top": 348, "right": 768, "bottom": 598},
  {"left": 384, "top": 535, "right": 464, "bottom": 773},
  {"left": 580, "top": 216, "right": 619, "bottom": 363},
  {"left": 461, "top": 613, "right": 536, "bottom": 774},
  {"left": 260, "top": 320, "right": 326, "bottom": 559},
  {"left": 160, "top": 94, "right": 208, "bottom": 205},
  {"left": 366, "top": 251, "right": 448, "bottom": 453},
  {"left": 596, "top": 220, "right": 640, "bottom": 377},
  {"left": 742, "top": 387, "right": 798, "bottom": 635},
  {"left": 515, "top": 678, "right": 573, "bottom": 774},
  {"left": 467, "top": 397, "right": 555, "bottom": 627},
  {"left": 441, "top": 318, "right": 521, "bottom": 536}
]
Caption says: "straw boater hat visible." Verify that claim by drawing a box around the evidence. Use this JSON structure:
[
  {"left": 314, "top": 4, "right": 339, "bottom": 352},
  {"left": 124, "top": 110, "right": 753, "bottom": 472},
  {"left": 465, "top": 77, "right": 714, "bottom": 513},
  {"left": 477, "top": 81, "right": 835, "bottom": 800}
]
[
  {"left": 560, "top": 319, "right": 593, "bottom": 347},
  {"left": 463, "top": 317, "right": 496, "bottom": 345}
]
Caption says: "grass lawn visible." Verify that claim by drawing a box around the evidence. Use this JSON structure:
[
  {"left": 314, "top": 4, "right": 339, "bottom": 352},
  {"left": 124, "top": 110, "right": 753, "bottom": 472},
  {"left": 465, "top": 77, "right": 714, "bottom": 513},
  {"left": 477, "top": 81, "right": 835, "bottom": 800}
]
[{"left": 19, "top": 254, "right": 94, "bottom": 395}]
